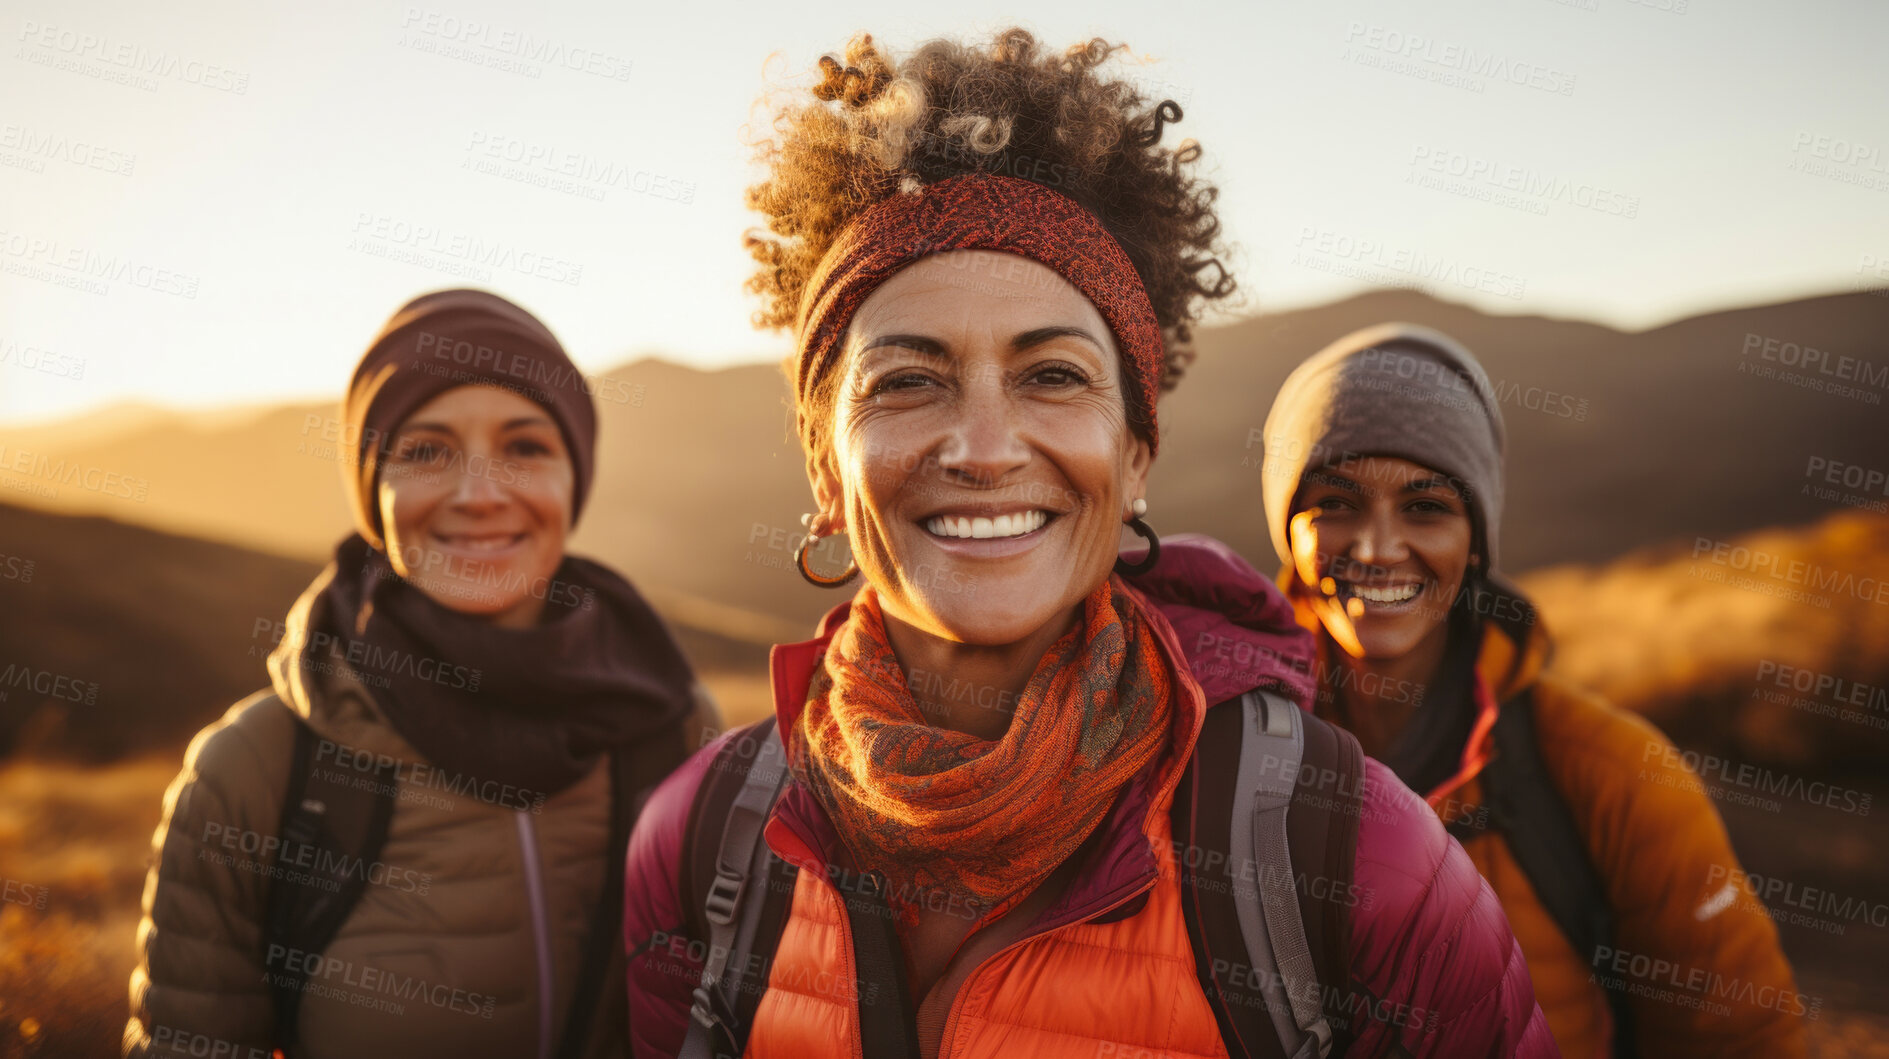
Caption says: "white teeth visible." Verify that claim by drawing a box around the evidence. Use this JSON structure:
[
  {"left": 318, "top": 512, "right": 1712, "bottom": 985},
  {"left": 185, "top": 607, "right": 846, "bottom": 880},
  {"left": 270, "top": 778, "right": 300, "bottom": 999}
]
[
  {"left": 925, "top": 510, "right": 1047, "bottom": 539},
  {"left": 442, "top": 534, "right": 519, "bottom": 552},
  {"left": 1347, "top": 582, "right": 1421, "bottom": 604}
]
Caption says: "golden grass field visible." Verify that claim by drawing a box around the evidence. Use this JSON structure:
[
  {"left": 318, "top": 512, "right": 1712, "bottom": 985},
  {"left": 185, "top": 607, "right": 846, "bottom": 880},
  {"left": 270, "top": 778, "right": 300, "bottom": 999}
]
[{"left": 0, "top": 668, "right": 773, "bottom": 1059}]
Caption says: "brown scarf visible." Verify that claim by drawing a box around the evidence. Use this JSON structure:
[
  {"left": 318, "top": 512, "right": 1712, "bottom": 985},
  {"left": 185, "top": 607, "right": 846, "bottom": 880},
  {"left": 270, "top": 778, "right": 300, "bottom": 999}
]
[
  {"left": 279, "top": 532, "right": 698, "bottom": 797},
  {"left": 787, "top": 574, "right": 1175, "bottom": 930}
]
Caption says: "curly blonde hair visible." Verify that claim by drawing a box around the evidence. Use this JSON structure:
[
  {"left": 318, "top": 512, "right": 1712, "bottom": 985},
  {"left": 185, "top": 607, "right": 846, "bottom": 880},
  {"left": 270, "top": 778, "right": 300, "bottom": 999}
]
[{"left": 743, "top": 28, "right": 1235, "bottom": 452}]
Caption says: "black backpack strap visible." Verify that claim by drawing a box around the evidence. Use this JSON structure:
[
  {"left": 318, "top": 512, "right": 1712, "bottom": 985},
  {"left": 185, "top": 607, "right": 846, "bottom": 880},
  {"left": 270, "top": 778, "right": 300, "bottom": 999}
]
[
  {"left": 263, "top": 712, "right": 400, "bottom": 1047},
  {"left": 1292, "top": 707, "right": 1362, "bottom": 1053},
  {"left": 553, "top": 719, "right": 692, "bottom": 1059},
  {"left": 1176, "top": 691, "right": 1363, "bottom": 1059},
  {"left": 836, "top": 869, "right": 921, "bottom": 1059},
  {"left": 1482, "top": 688, "right": 1638, "bottom": 1058},
  {"left": 677, "top": 718, "right": 794, "bottom": 1059},
  {"left": 262, "top": 690, "right": 689, "bottom": 1059}
]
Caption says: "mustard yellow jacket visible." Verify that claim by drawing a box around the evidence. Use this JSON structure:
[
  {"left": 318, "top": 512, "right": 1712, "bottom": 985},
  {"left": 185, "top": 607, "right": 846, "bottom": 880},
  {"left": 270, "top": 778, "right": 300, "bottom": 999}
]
[{"left": 1292, "top": 588, "right": 1808, "bottom": 1058}]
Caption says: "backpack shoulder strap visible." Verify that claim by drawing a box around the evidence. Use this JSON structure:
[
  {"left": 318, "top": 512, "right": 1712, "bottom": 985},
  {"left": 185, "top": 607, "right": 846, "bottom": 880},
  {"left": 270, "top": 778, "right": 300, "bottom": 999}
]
[
  {"left": 554, "top": 716, "right": 694, "bottom": 1059},
  {"left": 1175, "top": 690, "right": 1362, "bottom": 1059},
  {"left": 262, "top": 700, "right": 400, "bottom": 1047},
  {"left": 1287, "top": 703, "right": 1363, "bottom": 1052},
  {"left": 1482, "top": 688, "right": 1638, "bottom": 1058},
  {"left": 678, "top": 717, "right": 793, "bottom": 1059},
  {"left": 1235, "top": 690, "right": 1341, "bottom": 1059}
]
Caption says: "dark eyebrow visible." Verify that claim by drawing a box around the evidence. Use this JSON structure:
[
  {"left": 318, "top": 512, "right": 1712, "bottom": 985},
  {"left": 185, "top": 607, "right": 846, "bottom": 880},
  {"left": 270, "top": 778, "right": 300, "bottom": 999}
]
[
  {"left": 400, "top": 421, "right": 458, "bottom": 438},
  {"left": 859, "top": 333, "right": 950, "bottom": 358},
  {"left": 1010, "top": 325, "right": 1105, "bottom": 354}
]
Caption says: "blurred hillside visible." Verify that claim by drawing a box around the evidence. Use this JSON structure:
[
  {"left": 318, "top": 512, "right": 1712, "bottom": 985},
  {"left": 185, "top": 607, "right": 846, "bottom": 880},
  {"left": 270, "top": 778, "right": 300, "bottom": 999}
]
[
  {"left": 4, "top": 286, "right": 1887, "bottom": 764},
  {"left": 2, "top": 497, "right": 1884, "bottom": 774},
  {"left": 3, "top": 288, "right": 1884, "bottom": 634},
  {"left": 0, "top": 502, "right": 773, "bottom": 761}
]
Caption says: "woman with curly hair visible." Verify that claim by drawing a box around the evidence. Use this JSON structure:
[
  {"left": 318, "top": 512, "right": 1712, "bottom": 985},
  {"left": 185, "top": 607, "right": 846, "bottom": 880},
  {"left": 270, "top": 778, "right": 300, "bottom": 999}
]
[{"left": 623, "top": 29, "right": 1555, "bottom": 1059}]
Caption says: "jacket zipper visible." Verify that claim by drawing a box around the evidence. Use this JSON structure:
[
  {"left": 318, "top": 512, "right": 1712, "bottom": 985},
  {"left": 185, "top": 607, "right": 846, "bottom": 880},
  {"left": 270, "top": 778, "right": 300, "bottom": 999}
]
[
  {"left": 515, "top": 810, "right": 555, "bottom": 1059},
  {"left": 927, "top": 873, "right": 1159, "bottom": 1058},
  {"left": 825, "top": 872, "right": 869, "bottom": 1059}
]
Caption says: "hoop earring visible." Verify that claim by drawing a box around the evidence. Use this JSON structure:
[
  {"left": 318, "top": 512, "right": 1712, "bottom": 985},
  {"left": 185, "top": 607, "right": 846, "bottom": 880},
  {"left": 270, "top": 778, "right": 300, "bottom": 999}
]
[
  {"left": 1114, "top": 516, "right": 1161, "bottom": 576},
  {"left": 795, "top": 531, "right": 859, "bottom": 588}
]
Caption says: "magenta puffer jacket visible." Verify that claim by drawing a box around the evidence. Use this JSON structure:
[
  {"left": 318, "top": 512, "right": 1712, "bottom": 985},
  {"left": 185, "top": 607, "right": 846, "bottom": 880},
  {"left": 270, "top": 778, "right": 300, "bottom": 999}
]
[{"left": 624, "top": 534, "right": 1556, "bottom": 1058}]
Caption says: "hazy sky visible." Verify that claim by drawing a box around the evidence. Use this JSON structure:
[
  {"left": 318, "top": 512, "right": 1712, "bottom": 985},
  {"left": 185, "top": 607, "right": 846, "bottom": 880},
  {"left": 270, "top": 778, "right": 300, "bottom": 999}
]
[{"left": 2, "top": 0, "right": 1884, "bottom": 424}]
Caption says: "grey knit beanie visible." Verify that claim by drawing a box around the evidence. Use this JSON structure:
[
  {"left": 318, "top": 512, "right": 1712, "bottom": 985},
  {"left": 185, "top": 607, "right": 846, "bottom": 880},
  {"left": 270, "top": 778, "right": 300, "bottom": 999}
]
[{"left": 1259, "top": 322, "right": 1507, "bottom": 573}]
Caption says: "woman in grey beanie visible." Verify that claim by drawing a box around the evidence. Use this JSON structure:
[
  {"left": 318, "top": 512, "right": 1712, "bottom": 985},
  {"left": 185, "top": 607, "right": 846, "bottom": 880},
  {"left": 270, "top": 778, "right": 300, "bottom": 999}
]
[{"left": 1258, "top": 322, "right": 1807, "bottom": 1058}]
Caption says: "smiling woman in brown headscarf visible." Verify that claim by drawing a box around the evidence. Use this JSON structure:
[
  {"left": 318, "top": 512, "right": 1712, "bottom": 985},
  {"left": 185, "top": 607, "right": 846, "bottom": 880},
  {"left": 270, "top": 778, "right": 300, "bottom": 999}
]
[{"left": 125, "top": 289, "right": 720, "bottom": 1059}]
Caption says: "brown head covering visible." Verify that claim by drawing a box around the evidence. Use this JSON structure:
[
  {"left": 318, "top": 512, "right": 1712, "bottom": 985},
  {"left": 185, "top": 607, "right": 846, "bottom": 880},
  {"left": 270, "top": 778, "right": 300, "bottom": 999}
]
[
  {"left": 341, "top": 289, "right": 598, "bottom": 550},
  {"left": 297, "top": 290, "right": 695, "bottom": 796},
  {"left": 793, "top": 172, "right": 1168, "bottom": 455}
]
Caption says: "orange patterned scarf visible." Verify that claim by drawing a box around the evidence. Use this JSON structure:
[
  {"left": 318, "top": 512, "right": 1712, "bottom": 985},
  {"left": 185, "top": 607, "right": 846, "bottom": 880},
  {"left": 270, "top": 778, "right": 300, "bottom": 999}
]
[{"left": 787, "top": 574, "right": 1175, "bottom": 931}]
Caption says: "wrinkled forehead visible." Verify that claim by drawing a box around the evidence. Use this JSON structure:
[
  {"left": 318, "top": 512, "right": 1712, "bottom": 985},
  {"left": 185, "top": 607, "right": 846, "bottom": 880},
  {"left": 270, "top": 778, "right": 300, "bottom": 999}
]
[{"left": 843, "top": 250, "right": 1119, "bottom": 360}]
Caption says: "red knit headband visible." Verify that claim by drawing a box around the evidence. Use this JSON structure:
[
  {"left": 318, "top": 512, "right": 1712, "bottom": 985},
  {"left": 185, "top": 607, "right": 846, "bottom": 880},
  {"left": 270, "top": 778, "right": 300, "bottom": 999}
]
[{"left": 792, "top": 172, "right": 1167, "bottom": 455}]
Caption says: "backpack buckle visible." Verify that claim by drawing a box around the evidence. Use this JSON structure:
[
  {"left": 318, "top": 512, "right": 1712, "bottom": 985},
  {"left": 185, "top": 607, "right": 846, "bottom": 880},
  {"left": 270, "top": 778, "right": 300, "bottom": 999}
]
[
  {"left": 689, "top": 983, "right": 721, "bottom": 1028},
  {"left": 690, "top": 981, "right": 745, "bottom": 1054},
  {"left": 704, "top": 869, "right": 744, "bottom": 926},
  {"left": 1294, "top": 1016, "right": 1333, "bottom": 1059}
]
